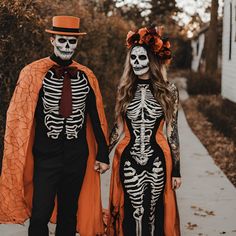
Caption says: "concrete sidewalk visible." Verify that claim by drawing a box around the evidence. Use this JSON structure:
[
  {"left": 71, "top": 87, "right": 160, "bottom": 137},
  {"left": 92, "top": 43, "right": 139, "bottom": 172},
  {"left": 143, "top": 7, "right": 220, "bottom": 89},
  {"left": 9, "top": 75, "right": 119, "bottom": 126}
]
[
  {"left": 1, "top": 78, "right": 236, "bottom": 235},
  {"left": 177, "top": 105, "right": 236, "bottom": 236},
  {"left": 174, "top": 77, "right": 236, "bottom": 235},
  {"left": 101, "top": 99, "right": 236, "bottom": 236}
]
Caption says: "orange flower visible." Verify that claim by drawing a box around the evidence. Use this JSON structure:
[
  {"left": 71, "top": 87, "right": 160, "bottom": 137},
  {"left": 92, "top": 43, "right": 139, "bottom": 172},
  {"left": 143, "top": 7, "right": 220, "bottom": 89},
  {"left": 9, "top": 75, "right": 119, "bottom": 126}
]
[
  {"left": 164, "top": 41, "right": 171, "bottom": 48},
  {"left": 153, "top": 37, "right": 163, "bottom": 52},
  {"left": 126, "top": 31, "right": 135, "bottom": 41},
  {"left": 138, "top": 27, "right": 147, "bottom": 38},
  {"left": 143, "top": 34, "right": 153, "bottom": 45},
  {"left": 126, "top": 31, "right": 135, "bottom": 48},
  {"left": 125, "top": 26, "right": 172, "bottom": 65}
]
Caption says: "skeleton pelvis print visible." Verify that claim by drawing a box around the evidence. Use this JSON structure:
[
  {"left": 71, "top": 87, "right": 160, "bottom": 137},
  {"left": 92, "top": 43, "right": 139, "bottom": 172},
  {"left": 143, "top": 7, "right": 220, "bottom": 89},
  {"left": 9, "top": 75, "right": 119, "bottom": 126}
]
[{"left": 42, "top": 70, "right": 90, "bottom": 139}]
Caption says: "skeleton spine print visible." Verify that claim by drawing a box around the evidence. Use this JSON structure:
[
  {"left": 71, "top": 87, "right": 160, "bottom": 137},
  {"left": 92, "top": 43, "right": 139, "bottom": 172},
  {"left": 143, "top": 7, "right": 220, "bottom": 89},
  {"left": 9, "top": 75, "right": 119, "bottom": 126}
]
[
  {"left": 120, "top": 81, "right": 166, "bottom": 236},
  {"left": 42, "top": 69, "right": 90, "bottom": 139},
  {"left": 127, "top": 84, "right": 163, "bottom": 165}
]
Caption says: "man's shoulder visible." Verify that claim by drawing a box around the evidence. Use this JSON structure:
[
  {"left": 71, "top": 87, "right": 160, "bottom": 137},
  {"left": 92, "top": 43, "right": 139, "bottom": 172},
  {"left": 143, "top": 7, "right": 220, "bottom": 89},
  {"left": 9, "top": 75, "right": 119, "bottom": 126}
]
[
  {"left": 72, "top": 61, "right": 96, "bottom": 79},
  {"left": 21, "top": 57, "right": 53, "bottom": 74}
]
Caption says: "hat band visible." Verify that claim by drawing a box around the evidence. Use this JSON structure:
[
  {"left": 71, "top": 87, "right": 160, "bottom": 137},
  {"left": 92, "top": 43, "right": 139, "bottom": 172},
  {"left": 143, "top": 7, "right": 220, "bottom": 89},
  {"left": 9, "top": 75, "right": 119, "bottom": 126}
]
[{"left": 52, "top": 26, "right": 80, "bottom": 33}]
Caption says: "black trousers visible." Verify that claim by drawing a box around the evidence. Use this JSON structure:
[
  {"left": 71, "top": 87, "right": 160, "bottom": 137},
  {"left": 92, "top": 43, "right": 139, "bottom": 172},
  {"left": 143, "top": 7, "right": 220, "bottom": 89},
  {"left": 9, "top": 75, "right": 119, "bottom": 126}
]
[{"left": 28, "top": 144, "right": 88, "bottom": 236}]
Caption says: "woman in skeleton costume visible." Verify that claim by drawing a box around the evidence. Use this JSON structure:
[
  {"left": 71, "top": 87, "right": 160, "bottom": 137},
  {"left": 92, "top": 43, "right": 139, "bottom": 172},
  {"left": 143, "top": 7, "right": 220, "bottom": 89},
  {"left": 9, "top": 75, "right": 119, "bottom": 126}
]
[{"left": 108, "top": 27, "right": 181, "bottom": 236}]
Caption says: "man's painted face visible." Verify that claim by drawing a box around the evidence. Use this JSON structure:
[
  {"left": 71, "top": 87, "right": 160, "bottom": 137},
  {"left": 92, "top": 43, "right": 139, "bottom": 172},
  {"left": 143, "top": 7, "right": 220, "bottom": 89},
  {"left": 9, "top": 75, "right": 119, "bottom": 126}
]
[
  {"left": 130, "top": 46, "right": 150, "bottom": 76},
  {"left": 51, "top": 35, "right": 78, "bottom": 60}
]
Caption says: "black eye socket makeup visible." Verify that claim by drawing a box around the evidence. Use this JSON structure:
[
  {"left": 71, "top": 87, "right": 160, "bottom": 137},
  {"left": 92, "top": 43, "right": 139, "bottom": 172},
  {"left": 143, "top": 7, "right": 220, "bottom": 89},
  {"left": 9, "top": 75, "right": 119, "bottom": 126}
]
[
  {"left": 68, "top": 39, "right": 77, "bottom": 44},
  {"left": 139, "top": 55, "right": 147, "bottom": 60},
  {"left": 58, "top": 38, "right": 67, "bottom": 43},
  {"left": 130, "top": 55, "right": 137, "bottom": 60}
]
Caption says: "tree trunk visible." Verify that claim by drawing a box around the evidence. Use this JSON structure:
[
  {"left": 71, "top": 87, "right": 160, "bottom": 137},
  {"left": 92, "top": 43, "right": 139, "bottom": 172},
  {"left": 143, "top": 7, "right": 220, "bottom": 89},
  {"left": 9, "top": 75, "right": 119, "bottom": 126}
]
[{"left": 205, "top": 0, "right": 219, "bottom": 76}]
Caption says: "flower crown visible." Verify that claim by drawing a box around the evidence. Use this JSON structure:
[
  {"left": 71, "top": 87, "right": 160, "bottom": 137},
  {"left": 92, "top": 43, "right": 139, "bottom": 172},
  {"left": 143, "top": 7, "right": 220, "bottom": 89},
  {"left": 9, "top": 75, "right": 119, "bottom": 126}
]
[{"left": 126, "top": 26, "right": 172, "bottom": 64}]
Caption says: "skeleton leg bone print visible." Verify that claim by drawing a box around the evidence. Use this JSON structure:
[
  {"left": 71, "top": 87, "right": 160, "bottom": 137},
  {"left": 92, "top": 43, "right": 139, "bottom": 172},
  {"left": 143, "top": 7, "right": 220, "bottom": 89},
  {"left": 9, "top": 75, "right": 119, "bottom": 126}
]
[
  {"left": 43, "top": 70, "right": 90, "bottom": 139},
  {"left": 123, "top": 158, "right": 164, "bottom": 236},
  {"left": 122, "top": 83, "right": 165, "bottom": 235}
]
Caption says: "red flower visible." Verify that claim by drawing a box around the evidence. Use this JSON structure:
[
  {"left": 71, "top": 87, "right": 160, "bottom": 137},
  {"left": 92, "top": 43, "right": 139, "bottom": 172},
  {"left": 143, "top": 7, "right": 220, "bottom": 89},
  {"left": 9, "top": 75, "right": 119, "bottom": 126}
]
[
  {"left": 126, "top": 32, "right": 140, "bottom": 48},
  {"left": 164, "top": 50, "right": 171, "bottom": 55}
]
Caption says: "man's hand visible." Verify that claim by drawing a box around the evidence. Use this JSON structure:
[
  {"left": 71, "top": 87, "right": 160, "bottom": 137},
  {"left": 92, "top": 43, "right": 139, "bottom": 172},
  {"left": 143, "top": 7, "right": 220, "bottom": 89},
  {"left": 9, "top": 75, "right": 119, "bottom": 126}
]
[
  {"left": 172, "top": 177, "right": 181, "bottom": 190},
  {"left": 94, "top": 161, "right": 110, "bottom": 174}
]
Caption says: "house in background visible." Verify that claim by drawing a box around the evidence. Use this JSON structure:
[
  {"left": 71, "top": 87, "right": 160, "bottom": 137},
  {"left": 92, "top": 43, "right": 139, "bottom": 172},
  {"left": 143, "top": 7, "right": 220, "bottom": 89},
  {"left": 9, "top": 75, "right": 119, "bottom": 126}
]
[
  {"left": 191, "top": 23, "right": 222, "bottom": 73},
  {"left": 191, "top": 24, "right": 209, "bottom": 72},
  {"left": 222, "top": 0, "right": 236, "bottom": 103}
]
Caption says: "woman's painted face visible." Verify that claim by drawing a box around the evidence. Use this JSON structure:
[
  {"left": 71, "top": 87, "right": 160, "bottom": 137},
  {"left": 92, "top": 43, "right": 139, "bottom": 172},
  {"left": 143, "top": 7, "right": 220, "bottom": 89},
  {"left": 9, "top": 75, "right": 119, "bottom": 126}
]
[{"left": 130, "top": 46, "right": 150, "bottom": 76}]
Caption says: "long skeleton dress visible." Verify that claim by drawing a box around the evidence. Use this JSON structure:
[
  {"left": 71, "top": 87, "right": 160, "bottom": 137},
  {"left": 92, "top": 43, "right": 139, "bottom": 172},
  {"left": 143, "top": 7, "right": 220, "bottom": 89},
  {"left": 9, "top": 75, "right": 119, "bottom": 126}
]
[{"left": 108, "top": 78, "right": 180, "bottom": 236}]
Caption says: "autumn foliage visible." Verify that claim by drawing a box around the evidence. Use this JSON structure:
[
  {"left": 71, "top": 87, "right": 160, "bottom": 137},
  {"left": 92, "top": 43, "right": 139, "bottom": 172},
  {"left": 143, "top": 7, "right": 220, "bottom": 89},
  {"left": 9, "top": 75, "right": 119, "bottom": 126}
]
[{"left": 0, "top": 0, "right": 131, "bottom": 167}]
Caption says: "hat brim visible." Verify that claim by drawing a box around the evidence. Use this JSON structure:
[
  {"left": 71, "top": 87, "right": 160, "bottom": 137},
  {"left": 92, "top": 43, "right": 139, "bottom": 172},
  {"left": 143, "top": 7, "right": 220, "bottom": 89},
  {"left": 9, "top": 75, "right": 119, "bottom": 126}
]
[{"left": 45, "top": 29, "right": 87, "bottom": 36}]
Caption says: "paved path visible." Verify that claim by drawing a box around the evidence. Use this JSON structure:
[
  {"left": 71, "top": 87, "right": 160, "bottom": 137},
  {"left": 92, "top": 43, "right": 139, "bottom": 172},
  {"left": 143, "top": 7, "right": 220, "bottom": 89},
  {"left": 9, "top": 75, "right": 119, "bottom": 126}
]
[
  {"left": 177, "top": 104, "right": 236, "bottom": 236},
  {"left": 1, "top": 77, "right": 236, "bottom": 235},
  {"left": 174, "top": 77, "right": 236, "bottom": 236}
]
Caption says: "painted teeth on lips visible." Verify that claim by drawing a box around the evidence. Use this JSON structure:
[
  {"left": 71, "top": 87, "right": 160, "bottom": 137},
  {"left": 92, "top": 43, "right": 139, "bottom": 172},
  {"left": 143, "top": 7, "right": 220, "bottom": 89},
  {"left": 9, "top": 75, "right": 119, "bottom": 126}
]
[
  {"left": 133, "top": 66, "right": 148, "bottom": 71},
  {"left": 59, "top": 50, "right": 74, "bottom": 55}
]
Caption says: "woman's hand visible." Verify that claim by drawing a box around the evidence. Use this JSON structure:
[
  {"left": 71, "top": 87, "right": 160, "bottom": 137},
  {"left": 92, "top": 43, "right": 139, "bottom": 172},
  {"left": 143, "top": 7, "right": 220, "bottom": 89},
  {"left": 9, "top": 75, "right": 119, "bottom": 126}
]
[
  {"left": 172, "top": 177, "right": 181, "bottom": 190},
  {"left": 94, "top": 161, "right": 110, "bottom": 174}
]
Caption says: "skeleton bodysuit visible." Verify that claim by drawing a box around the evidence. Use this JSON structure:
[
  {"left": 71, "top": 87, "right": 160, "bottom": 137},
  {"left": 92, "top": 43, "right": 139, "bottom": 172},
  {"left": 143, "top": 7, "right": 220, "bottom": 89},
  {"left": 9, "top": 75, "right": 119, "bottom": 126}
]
[
  {"left": 33, "top": 54, "right": 108, "bottom": 163},
  {"left": 116, "top": 78, "right": 180, "bottom": 236}
]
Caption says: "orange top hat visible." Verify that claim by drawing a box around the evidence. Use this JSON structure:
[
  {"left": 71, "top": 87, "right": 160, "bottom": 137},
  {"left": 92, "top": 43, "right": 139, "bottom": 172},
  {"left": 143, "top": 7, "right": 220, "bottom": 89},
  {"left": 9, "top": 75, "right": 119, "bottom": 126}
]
[{"left": 45, "top": 16, "right": 87, "bottom": 36}]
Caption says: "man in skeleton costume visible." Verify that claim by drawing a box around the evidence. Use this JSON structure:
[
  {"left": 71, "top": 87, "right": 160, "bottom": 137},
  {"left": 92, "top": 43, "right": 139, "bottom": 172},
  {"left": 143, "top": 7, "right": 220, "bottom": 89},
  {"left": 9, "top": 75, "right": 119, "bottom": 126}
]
[
  {"left": 108, "top": 27, "right": 181, "bottom": 236},
  {"left": 0, "top": 16, "right": 109, "bottom": 236}
]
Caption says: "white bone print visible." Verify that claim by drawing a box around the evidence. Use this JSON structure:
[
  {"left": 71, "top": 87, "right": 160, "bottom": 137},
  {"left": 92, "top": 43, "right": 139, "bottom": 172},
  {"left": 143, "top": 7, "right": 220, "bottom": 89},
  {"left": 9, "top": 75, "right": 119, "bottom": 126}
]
[
  {"left": 127, "top": 84, "right": 163, "bottom": 165},
  {"left": 123, "top": 158, "right": 164, "bottom": 236},
  {"left": 42, "top": 70, "right": 90, "bottom": 139},
  {"left": 124, "top": 82, "right": 165, "bottom": 235}
]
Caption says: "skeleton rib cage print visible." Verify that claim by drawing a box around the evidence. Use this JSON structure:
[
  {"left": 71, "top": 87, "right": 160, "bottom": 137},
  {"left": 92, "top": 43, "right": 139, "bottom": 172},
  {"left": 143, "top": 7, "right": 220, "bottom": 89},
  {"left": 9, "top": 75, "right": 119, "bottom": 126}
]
[
  {"left": 120, "top": 81, "right": 166, "bottom": 236},
  {"left": 127, "top": 84, "right": 163, "bottom": 165},
  {"left": 42, "top": 69, "right": 90, "bottom": 139}
]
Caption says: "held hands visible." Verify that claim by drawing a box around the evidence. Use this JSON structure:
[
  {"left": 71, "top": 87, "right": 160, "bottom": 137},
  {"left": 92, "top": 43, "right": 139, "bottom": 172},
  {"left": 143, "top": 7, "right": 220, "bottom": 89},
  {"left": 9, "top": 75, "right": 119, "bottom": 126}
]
[
  {"left": 172, "top": 177, "right": 181, "bottom": 190},
  {"left": 94, "top": 161, "right": 110, "bottom": 174}
]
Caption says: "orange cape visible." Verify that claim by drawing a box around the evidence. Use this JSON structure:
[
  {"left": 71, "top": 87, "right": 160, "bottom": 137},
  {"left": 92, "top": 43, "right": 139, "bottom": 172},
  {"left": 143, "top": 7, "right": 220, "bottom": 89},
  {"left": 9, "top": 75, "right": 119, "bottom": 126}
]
[
  {"left": 108, "top": 120, "right": 181, "bottom": 236},
  {"left": 0, "top": 57, "right": 108, "bottom": 236}
]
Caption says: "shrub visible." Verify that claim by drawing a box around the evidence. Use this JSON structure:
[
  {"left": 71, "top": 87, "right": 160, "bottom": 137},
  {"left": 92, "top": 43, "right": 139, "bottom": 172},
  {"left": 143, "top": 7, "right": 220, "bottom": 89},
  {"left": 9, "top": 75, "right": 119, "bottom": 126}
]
[
  {"left": 186, "top": 71, "right": 221, "bottom": 95},
  {"left": 197, "top": 95, "right": 236, "bottom": 144}
]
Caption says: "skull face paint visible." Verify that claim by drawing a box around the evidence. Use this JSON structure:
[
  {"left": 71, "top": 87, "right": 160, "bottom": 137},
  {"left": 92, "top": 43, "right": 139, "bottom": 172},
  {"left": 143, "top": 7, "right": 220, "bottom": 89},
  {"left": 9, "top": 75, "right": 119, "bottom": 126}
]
[
  {"left": 130, "top": 46, "right": 150, "bottom": 76},
  {"left": 52, "top": 35, "right": 78, "bottom": 60}
]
